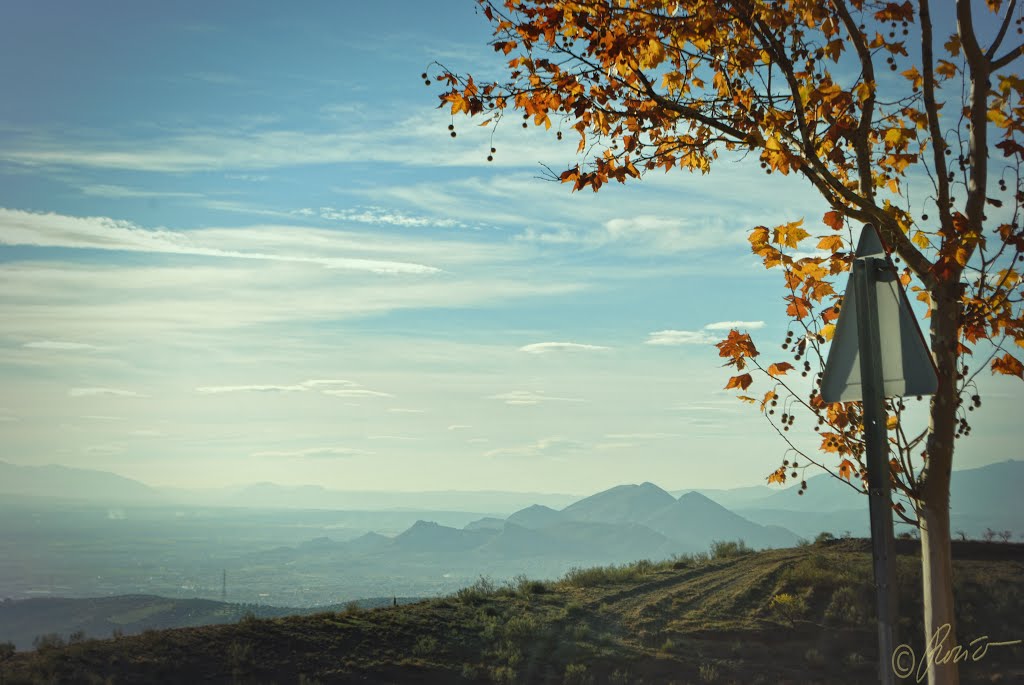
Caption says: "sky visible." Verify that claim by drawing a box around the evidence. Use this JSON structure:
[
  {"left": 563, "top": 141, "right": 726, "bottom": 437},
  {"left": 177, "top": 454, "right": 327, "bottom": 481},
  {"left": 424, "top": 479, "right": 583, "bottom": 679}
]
[{"left": 0, "top": 1, "right": 1021, "bottom": 494}]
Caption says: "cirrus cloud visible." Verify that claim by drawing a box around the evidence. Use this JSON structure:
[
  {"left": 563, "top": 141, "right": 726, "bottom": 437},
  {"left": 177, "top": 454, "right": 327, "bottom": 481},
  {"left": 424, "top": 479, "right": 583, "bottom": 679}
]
[{"left": 518, "top": 341, "right": 611, "bottom": 354}]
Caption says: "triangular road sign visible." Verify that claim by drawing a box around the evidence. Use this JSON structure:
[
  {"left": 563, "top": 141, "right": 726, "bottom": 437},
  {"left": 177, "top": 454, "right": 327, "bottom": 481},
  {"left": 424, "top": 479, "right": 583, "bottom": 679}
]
[{"left": 820, "top": 225, "right": 938, "bottom": 402}]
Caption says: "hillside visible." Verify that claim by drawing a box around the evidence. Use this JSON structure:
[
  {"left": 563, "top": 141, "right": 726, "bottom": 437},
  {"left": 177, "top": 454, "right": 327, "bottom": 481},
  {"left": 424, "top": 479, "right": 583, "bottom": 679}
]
[{"left": 1, "top": 540, "right": 1020, "bottom": 684}]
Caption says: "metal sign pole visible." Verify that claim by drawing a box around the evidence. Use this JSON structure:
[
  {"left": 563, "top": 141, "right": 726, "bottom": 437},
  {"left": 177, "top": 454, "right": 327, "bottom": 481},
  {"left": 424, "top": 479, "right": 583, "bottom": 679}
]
[{"left": 854, "top": 257, "right": 900, "bottom": 685}]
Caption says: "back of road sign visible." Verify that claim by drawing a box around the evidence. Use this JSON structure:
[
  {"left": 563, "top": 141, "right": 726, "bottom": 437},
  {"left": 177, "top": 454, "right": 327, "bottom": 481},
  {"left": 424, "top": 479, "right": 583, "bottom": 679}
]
[{"left": 820, "top": 225, "right": 938, "bottom": 403}]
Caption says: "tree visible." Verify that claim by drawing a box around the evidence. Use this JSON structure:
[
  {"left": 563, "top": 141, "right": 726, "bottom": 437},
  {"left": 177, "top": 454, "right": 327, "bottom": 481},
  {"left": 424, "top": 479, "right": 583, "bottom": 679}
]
[{"left": 431, "top": 2, "right": 1024, "bottom": 683}]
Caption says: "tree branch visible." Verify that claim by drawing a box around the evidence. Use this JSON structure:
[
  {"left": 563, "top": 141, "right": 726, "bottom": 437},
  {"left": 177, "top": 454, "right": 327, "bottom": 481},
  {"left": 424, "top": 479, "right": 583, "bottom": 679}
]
[
  {"left": 993, "top": 42, "right": 1024, "bottom": 70},
  {"left": 918, "top": 0, "right": 955, "bottom": 253},
  {"left": 986, "top": 0, "right": 1018, "bottom": 61},
  {"left": 830, "top": 0, "right": 876, "bottom": 202}
]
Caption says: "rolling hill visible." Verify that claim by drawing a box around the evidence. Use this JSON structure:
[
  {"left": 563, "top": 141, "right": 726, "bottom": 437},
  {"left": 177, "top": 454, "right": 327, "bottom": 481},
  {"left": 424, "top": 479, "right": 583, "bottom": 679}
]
[{"left": 2, "top": 539, "right": 1020, "bottom": 684}]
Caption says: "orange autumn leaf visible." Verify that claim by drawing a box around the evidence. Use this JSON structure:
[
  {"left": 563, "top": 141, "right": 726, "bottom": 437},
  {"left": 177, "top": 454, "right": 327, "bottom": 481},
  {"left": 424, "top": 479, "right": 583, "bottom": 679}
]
[
  {"left": 991, "top": 353, "right": 1024, "bottom": 379},
  {"left": 838, "top": 459, "right": 855, "bottom": 481},
  {"left": 725, "top": 373, "right": 754, "bottom": 391},
  {"left": 767, "top": 362, "right": 794, "bottom": 376},
  {"left": 822, "top": 211, "right": 844, "bottom": 231}
]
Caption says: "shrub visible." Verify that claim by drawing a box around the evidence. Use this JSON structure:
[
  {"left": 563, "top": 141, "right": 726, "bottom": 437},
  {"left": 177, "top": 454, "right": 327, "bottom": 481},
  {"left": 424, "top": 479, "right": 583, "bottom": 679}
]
[
  {"left": 411, "top": 635, "right": 438, "bottom": 657},
  {"left": 768, "top": 592, "right": 808, "bottom": 624},
  {"left": 0, "top": 641, "right": 15, "bottom": 661},
  {"left": 503, "top": 614, "right": 541, "bottom": 643},
  {"left": 710, "top": 539, "right": 752, "bottom": 558},
  {"left": 560, "top": 559, "right": 657, "bottom": 587},
  {"left": 506, "top": 574, "right": 549, "bottom": 596},
  {"left": 491, "top": 665, "right": 517, "bottom": 685},
  {"left": 699, "top": 662, "right": 720, "bottom": 682},
  {"left": 814, "top": 531, "right": 835, "bottom": 544},
  {"left": 238, "top": 610, "right": 260, "bottom": 624},
  {"left": 825, "top": 586, "right": 869, "bottom": 626},
  {"left": 227, "top": 640, "right": 253, "bottom": 668},
  {"left": 563, "top": 663, "right": 593, "bottom": 685},
  {"left": 456, "top": 576, "right": 497, "bottom": 603},
  {"left": 343, "top": 601, "right": 362, "bottom": 615},
  {"left": 33, "top": 633, "right": 65, "bottom": 651}
]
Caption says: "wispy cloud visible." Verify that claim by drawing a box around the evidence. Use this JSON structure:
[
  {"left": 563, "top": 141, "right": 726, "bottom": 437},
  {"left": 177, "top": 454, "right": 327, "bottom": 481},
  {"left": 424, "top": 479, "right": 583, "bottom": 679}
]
[
  {"left": 703, "top": 320, "right": 766, "bottom": 331},
  {"left": 23, "top": 340, "right": 102, "bottom": 351},
  {"left": 488, "top": 390, "right": 585, "bottom": 406},
  {"left": 83, "top": 444, "right": 127, "bottom": 455},
  {"left": 447, "top": 424, "right": 471, "bottom": 431},
  {"left": 518, "top": 342, "right": 611, "bottom": 354},
  {"left": 646, "top": 320, "right": 764, "bottom": 345},
  {"left": 250, "top": 446, "right": 371, "bottom": 458},
  {"left": 322, "top": 388, "right": 394, "bottom": 398},
  {"left": 195, "top": 379, "right": 358, "bottom": 394},
  {"left": 518, "top": 215, "right": 747, "bottom": 254},
  {"left": 0, "top": 208, "right": 441, "bottom": 275},
  {"left": 485, "top": 436, "right": 586, "bottom": 458},
  {"left": 78, "top": 184, "right": 203, "bottom": 199},
  {"left": 645, "top": 330, "right": 716, "bottom": 346},
  {"left": 387, "top": 408, "right": 424, "bottom": 413},
  {"left": 603, "top": 432, "right": 680, "bottom": 440},
  {"left": 69, "top": 387, "right": 148, "bottom": 398},
  {"left": 313, "top": 206, "right": 468, "bottom": 230}
]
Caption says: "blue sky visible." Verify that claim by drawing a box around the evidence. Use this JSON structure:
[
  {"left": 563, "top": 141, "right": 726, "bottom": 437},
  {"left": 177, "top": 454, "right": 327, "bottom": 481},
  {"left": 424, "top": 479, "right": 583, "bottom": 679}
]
[{"left": 1, "top": 1, "right": 1020, "bottom": 493}]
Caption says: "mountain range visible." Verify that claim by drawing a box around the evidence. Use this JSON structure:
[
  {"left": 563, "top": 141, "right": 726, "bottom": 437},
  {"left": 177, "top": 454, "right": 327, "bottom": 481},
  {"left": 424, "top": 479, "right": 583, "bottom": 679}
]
[{"left": 1, "top": 458, "right": 1020, "bottom": 543}]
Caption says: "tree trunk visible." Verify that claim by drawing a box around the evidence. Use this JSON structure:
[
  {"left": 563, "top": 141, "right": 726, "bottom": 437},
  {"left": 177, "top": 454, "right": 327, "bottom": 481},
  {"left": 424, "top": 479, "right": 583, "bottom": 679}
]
[
  {"left": 918, "top": 282, "right": 961, "bottom": 685},
  {"left": 918, "top": 497, "right": 958, "bottom": 685}
]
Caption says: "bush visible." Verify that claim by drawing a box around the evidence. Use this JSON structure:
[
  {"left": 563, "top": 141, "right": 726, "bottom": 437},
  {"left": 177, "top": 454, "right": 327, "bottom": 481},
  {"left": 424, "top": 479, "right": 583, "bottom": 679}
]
[
  {"left": 560, "top": 559, "right": 657, "bottom": 587},
  {"left": 32, "top": 633, "right": 65, "bottom": 651},
  {"left": 805, "top": 647, "right": 825, "bottom": 667},
  {"left": 825, "top": 586, "right": 869, "bottom": 626},
  {"left": 238, "top": 610, "right": 260, "bottom": 624},
  {"left": 456, "top": 576, "right": 497, "bottom": 603},
  {"left": 503, "top": 614, "right": 542, "bottom": 643},
  {"left": 343, "top": 601, "right": 363, "bottom": 615},
  {"left": 412, "top": 634, "right": 438, "bottom": 657},
  {"left": 699, "top": 662, "right": 720, "bottom": 682},
  {"left": 0, "top": 641, "right": 15, "bottom": 661},
  {"left": 814, "top": 531, "right": 835, "bottom": 544},
  {"left": 506, "top": 574, "right": 549, "bottom": 596},
  {"left": 564, "top": 663, "right": 593, "bottom": 685},
  {"left": 710, "top": 539, "right": 752, "bottom": 558},
  {"left": 768, "top": 592, "right": 808, "bottom": 624}
]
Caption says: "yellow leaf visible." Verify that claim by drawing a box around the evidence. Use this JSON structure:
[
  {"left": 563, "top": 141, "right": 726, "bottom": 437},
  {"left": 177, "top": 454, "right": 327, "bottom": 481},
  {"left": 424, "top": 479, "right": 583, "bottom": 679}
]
[
  {"left": 936, "top": 60, "right": 957, "bottom": 79},
  {"left": 886, "top": 415, "right": 899, "bottom": 430},
  {"left": 817, "top": 235, "right": 844, "bottom": 252},
  {"left": 767, "top": 362, "right": 794, "bottom": 376},
  {"left": 774, "top": 219, "right": 810, "bottom": 248},
  {"left": 911, "top": 230, "right": 931, "bottom": 249},
  {"left": 820, "top": 324, "right": 836, "bottom": 341},
  {"left": 901, "top": 66, "right": 923, "bottom": 90}
]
